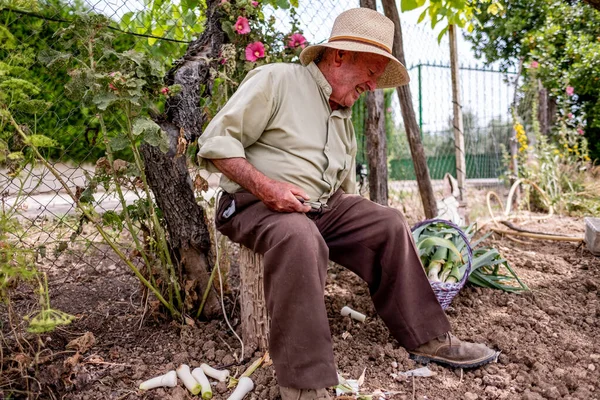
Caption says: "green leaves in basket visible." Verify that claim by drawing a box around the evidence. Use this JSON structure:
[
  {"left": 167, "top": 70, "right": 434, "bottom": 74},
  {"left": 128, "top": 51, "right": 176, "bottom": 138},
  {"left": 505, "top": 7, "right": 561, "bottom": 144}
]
[
  {"left": 412, "top": 221, "right": 528, "bottom": 292},
  {"left": 415, "top": 229, "right": 466, "bottom": 283}
]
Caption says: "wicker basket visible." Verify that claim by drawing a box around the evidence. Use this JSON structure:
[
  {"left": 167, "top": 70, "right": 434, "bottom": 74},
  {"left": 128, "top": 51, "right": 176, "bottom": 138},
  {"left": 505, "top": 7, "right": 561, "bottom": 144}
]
[{"left": 411, "top": 218, "right": 473, "bottom": 309}]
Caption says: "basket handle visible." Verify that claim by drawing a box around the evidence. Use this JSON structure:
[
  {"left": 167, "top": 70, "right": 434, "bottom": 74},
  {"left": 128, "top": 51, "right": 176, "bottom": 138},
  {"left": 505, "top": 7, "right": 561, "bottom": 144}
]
[{"left": 411, "top": 218, "right": 473, "bottom": 287}]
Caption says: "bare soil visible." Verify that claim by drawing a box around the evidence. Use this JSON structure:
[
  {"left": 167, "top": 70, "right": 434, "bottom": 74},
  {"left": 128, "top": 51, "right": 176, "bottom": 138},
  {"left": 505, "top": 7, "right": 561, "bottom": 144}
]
[{"left": 2, "top": 214, "right": 599, "bottom": 400}]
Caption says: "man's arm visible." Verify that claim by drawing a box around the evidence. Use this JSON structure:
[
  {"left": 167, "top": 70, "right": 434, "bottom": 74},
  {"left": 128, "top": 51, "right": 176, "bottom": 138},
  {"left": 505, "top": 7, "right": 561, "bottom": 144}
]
[{"left": 212, "top": 158, "right": 311, "bottom": 213}]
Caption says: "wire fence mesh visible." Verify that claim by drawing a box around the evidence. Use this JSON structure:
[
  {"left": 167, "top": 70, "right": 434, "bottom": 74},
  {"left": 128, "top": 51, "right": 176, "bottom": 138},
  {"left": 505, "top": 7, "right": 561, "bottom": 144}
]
[{"left": 1, "top": 0, "right": 517, "bottom": 284}]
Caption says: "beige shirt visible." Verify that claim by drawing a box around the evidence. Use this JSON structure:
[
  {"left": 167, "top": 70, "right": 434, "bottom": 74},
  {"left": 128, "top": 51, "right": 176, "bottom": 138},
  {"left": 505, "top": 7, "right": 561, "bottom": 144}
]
[{"left": 197, "top": 62, "right": 356, "bottom": 204}]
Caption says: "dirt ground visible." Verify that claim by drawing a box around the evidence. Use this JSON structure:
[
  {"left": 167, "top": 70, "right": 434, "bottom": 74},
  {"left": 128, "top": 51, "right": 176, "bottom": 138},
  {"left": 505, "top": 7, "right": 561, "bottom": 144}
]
[{"left": 1, "top": 212, "right": 599, "bottom": 400}]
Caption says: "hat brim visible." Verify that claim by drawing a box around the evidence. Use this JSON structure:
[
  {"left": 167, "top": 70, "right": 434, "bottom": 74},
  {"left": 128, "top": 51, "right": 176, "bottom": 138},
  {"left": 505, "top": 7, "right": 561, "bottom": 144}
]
[{"left": 299, "top": 41, "right": 410, "bottom": 88}]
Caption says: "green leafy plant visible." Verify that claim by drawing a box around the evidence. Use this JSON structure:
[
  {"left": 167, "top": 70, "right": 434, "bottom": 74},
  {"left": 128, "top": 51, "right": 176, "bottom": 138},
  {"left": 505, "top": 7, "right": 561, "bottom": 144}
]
[
  {"left": 464, "top": 0, "right": 600, "bottom": 162},
  {"left": 503, "top": 63, "right": 599, "bottom": 216},
  {"left": 24, "top": 273, "right": 76, "bottom": 333},
  {"left": 205, "top": 0, "right": 305, "bottom": 118},
  {"left": 400, "top": 0, "right": 504, "bottom": 42}
]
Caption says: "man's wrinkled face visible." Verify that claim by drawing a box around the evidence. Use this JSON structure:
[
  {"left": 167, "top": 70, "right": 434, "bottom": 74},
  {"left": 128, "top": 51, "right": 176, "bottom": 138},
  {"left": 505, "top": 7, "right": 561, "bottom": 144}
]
[{"left": 329, "top": 51, "right": 389, "bottom": 109}]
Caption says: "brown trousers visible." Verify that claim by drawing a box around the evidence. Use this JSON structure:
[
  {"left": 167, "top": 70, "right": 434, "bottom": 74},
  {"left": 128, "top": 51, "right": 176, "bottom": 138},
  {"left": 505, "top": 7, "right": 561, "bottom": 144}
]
[{"left": 216, "top": 189, "right": 450, "bottom": 389}]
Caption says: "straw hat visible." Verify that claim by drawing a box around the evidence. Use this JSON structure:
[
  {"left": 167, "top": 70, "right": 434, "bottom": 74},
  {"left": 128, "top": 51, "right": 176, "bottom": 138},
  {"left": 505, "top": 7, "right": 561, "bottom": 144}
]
[{"left": 299, "top": 8, "right": 410, "bottom": 88}]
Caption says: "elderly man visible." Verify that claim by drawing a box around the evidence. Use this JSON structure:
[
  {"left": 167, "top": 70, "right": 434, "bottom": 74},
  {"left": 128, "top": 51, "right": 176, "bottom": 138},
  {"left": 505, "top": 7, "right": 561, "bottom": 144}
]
[{"left": 198, "top": 7, "right": 497, "bottom": 400}]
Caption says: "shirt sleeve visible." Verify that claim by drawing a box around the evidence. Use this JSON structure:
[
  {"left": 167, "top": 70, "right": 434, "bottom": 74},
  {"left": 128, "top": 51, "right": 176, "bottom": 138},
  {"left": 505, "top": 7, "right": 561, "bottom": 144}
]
[{"left": 197, "top": 67, "right": 275, "bottom": 172}]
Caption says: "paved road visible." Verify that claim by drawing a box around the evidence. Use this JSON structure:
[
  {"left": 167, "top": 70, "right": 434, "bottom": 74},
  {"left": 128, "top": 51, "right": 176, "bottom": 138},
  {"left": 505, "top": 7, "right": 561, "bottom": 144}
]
[
  {"left": 2, "top": 163, "right": 221, "bottom": 220},
  {"left": 4, "top": 188, "right": 220, "bottom": 220},
  {"left": 4, "top": 178, "right": 502, "bottom": 222}
]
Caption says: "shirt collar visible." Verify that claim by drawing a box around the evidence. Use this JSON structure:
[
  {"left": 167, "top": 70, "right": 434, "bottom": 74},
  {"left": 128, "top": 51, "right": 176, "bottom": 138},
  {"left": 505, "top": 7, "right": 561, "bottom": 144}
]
[{"left": 306, "top": 62, "right": 352, "bottom": 118}]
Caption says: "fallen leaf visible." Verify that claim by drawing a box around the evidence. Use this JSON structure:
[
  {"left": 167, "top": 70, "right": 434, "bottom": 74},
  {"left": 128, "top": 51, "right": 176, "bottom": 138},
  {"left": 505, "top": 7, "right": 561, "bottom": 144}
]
[
  {"left": 66, "top": 332, "right": 95, "bottom": 354},
  {"left": 184, "top": 315, "right": 196, "bottom": 327},
  {"left": 85, "top": 354, "right": 105, "bottom": 364},
  {"left": 194, "top": 174, "right": 209, "bottom": 192},
  {"left": 63, "top": 352, "right": 82, "bottom": 369},
  {"left": 357, "top": 367, "right": 366, "bottom": 386}
]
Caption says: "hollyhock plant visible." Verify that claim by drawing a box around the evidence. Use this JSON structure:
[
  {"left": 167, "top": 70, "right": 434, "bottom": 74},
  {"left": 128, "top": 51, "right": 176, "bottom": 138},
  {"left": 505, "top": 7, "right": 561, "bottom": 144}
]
[
  {"left": 288, "top": 33, "right": 307, "bottom": 49},
  {"left": 245, "top": 41, "right": 265, "bottom": 62},
  {"left": 566, "top": 86, "right": 574, "bottom": 96},
  {"left": 235, "top": 16, "right": 250, "bottom": 34}
]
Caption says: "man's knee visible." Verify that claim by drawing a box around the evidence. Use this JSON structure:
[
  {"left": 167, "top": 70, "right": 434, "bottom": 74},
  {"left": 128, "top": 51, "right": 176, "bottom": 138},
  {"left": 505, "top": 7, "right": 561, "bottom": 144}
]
[{"left": 271, "top": 216, "right": 327, "bottom": 254}]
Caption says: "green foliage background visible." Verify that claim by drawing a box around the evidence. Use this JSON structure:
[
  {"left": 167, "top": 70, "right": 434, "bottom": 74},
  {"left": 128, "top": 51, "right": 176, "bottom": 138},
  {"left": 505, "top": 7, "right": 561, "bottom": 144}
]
[{"left": 464, "top": 0, "right": 600, "bottom": 162}]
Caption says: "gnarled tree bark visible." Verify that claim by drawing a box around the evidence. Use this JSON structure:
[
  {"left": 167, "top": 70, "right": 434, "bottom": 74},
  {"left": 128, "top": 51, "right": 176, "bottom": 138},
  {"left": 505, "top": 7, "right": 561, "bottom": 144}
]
[
  {"left": 140, "top": 0, "right": 224, "bottom": 318},
  {"left": 360, "top": 0, "right": 389, "bottom": 206},
  {"left": 365, "top": 90, "right": 389, "bottom": 205}
]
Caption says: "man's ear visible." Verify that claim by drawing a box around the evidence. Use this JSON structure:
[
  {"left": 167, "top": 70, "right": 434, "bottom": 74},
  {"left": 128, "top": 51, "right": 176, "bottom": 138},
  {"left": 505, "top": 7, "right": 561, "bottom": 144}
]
[{"left": 333, "top": 49, "right": 347, "bottom": 66}]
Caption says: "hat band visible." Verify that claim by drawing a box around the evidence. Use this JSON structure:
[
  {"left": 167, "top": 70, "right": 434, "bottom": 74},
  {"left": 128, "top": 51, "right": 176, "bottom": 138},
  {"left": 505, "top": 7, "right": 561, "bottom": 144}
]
[{"left": 328, "top": 35, "right": 392, "bottom": 54}]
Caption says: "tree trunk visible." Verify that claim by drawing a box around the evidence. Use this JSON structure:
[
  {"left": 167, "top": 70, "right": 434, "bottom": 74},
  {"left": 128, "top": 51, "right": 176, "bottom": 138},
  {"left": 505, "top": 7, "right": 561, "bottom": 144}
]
[
  {"left": 539, "top": 85, "right": 549, "bottom": 136},
  {"left": 584, "top": 0, "right": 600, "bottom": 11},
  {"left": 365, "top": 90, "right": 389, "bottom": 205},
  {"left": 140, "top": 0, "right": 224, "bottom": 318},
  {"left": 360, "top": 0, "right": 389, "bottom": 205},
  {"left": 381, "top": 0, "right": 437, "bottom": 218},
  {"left": 449, "top": 24, "right": 466, "bottom": 210}
]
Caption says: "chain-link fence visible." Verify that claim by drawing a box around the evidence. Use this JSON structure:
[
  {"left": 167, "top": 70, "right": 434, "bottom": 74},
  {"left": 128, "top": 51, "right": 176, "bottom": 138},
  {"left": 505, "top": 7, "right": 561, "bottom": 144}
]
[{"left": 1, "top": 0, "right": 517, "bottom": 288}]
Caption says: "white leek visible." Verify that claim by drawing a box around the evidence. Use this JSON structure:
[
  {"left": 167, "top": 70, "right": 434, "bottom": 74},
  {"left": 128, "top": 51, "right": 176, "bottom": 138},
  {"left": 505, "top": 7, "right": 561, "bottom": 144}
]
[
  {"left": 139, "top": 370, "right": 177, "bottom": 390},
  {"left": 227, "top": 376, "right": 254, "bottom": 400},
  {"left": 176, "top": 364, "right": 201, "bottom": 395},
  {"left": 192, "top": 367, "right": 213, "bottom": 399},
  {"left": 341, "top": 306, "right": 366, "bottom": 322},
  {"left": 200, "top": 363, "right": 230, "bottom": 382}
]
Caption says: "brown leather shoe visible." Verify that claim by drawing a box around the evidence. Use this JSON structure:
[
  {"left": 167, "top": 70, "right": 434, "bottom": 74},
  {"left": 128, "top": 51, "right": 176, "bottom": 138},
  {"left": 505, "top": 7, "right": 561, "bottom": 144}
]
[
  {"left": 280, "top": 386, "right": 332, "bottom": 400},
  {"left": 408, "top": 333, "right": 499, "bottom": 368}
]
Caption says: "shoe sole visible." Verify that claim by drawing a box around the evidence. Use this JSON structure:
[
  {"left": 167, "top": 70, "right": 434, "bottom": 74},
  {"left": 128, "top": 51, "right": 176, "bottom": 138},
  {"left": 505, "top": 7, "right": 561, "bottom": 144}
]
[{"left": 409, "top": 351, "right": 500, "bottom": 369}]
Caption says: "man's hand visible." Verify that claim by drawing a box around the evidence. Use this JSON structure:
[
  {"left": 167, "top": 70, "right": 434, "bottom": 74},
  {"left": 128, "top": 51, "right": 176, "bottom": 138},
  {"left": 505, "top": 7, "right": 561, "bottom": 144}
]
[
  {"left": 256, "top": 180, "right": 312, "bottom": 213},
  {"left": 211, "top": 158, "right": 312, "bottom": 213}
]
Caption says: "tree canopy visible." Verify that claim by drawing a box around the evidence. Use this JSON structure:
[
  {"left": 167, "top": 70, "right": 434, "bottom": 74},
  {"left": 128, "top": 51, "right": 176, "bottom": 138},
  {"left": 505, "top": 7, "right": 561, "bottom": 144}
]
[{"left": 464, "top": 0, "right": 600, "bottom": 162}]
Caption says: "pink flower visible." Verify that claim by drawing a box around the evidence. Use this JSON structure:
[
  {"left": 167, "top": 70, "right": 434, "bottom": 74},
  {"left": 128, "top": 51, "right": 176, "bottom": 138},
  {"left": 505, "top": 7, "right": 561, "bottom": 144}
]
[
  {"left": 251, "top": 1, "right": 259, "bottom": 6},
  {"left": 108, "top": 83, "right": 118, "bottom": 91},
  {"left": 220, "top": 0, "right": 228, "bottom": 4},
  {"left": 160, "top": 87, "right": 169, "bottom": 95},
  {"left": 235, "top": 16, "right": 250, "bottom": 34},
  {"left": 568, "top": 113, "right": 574, "bottom": 119},
  {"left": 245, "top": 41, "right": 265, "bottom": 62},
  {"left": 577, "top": 128, "right": 584, "bottom": 135},
  {"left": 566, "top": 86, "right": 574, "bottom": 96},
  {"left": 530, "top": 61, "right": 539, "bottom": 69},
  {"left": 220, "top": 58, "right": 227, "bottom": 65},
  {"left": 288, "top": 33, "right": 307, "bottom": 49}
]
